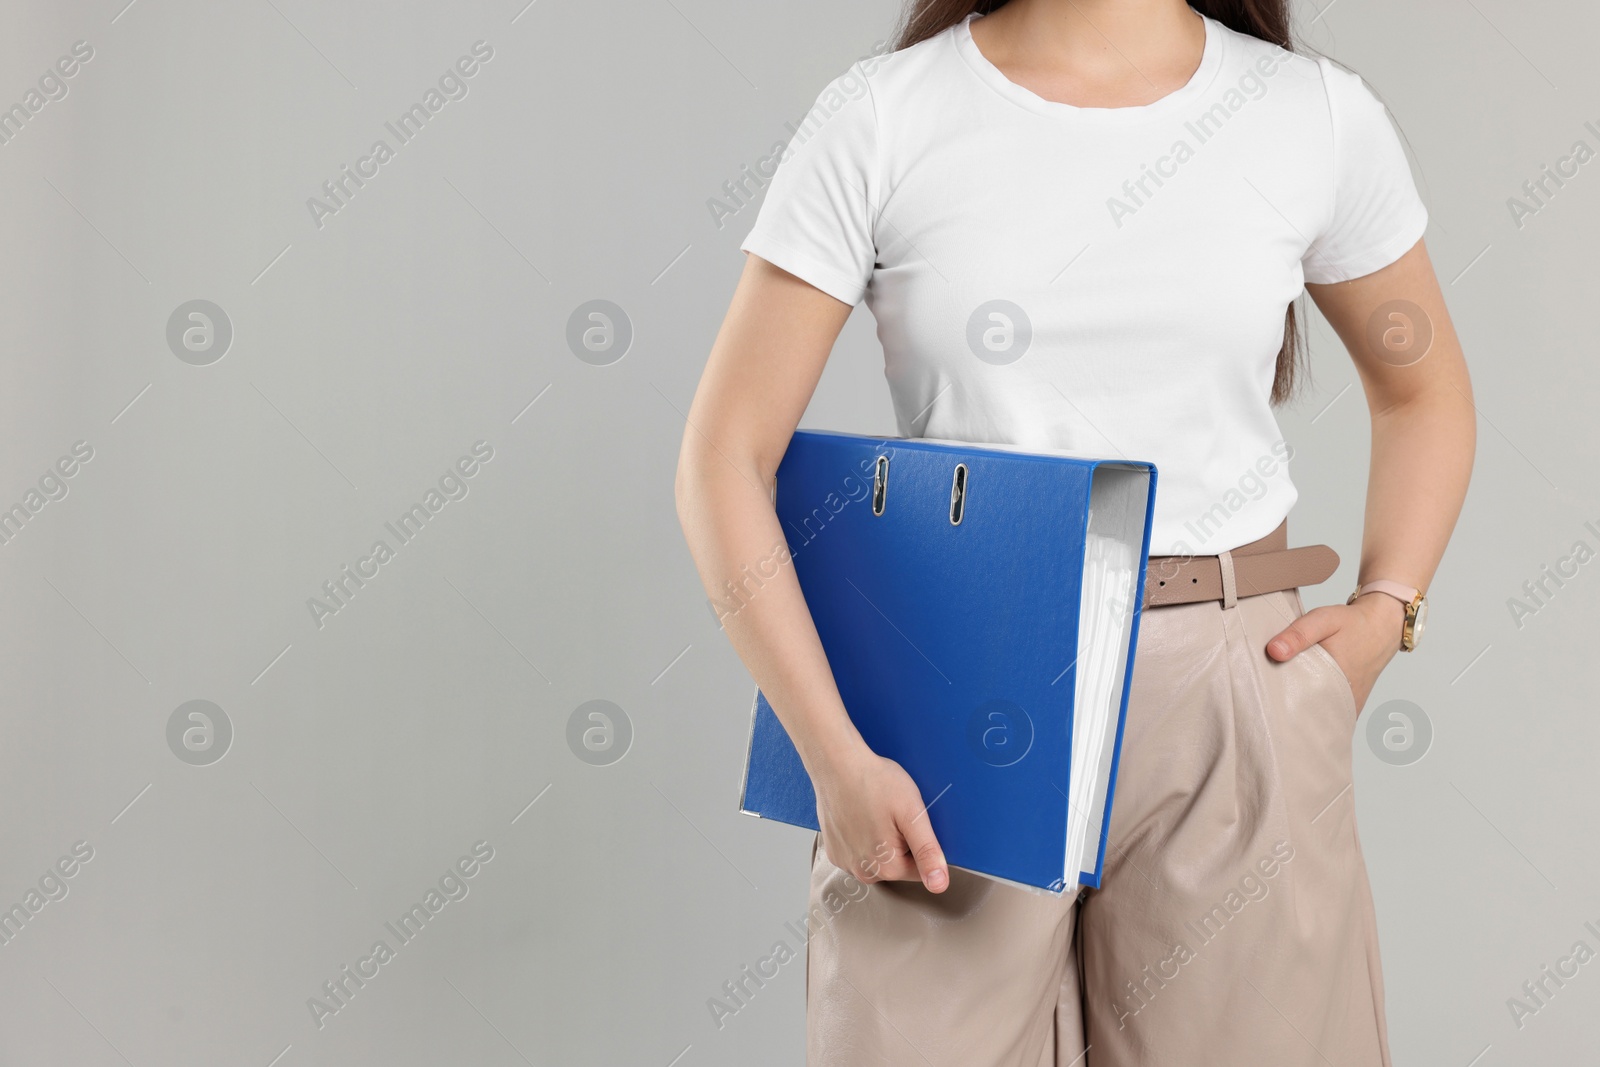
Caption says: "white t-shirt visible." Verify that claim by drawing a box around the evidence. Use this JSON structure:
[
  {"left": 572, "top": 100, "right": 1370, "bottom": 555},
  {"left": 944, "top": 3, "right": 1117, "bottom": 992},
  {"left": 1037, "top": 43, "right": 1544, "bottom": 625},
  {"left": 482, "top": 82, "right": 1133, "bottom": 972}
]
[{"left": 739, "top": 12, "right": 1428, "bottom": 555}]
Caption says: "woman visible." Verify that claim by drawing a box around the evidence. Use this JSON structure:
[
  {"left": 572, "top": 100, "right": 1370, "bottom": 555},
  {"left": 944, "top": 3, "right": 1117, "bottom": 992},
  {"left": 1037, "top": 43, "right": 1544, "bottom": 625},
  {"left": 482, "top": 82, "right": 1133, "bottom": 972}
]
[{"left": 675, "top": 0, "right": 1473, "bottom": 1063}]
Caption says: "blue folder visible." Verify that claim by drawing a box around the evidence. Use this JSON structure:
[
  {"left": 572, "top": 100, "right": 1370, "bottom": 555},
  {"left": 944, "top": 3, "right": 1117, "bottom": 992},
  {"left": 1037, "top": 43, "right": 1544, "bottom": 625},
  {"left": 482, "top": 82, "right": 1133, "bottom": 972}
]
[{"left": 738, "top": 430, "right": 1157, "bottom": 893}]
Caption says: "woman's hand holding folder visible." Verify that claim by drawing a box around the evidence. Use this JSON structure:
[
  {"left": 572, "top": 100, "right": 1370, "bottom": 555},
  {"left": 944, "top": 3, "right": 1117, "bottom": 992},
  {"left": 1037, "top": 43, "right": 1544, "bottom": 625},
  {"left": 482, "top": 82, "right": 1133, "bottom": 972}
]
[{"left": 813, "top": 745, "right": 951, "bottom": 894}]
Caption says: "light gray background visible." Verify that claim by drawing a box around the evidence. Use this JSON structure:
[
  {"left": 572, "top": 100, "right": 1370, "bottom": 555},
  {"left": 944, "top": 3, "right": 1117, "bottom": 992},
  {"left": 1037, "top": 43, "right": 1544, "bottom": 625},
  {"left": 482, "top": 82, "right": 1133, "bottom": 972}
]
[{"left": 0, "top": 0, "right": 1594, "bottom": 1064}]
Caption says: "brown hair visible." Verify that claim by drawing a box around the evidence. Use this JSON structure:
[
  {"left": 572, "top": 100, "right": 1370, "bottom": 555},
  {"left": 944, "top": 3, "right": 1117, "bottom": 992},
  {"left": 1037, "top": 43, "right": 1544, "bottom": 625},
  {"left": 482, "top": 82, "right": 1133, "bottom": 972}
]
[{"left": 897, "top": 0, "right": 1306, "bottom": 404}]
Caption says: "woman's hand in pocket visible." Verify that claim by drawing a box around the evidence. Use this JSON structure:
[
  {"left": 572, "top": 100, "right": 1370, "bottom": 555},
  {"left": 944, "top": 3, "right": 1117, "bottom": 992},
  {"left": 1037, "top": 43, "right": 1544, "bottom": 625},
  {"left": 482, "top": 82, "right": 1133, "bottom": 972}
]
[{"left": 1266, "top": 594, "right": 1406, "bottom": 713}]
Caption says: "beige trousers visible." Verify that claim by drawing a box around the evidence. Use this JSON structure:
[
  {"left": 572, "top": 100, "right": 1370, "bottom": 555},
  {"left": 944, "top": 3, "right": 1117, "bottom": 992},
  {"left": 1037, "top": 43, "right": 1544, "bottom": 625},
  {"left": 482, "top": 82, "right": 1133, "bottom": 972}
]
[{"left": 805, "top": 588, "right": 1390, "bottom": 1067}]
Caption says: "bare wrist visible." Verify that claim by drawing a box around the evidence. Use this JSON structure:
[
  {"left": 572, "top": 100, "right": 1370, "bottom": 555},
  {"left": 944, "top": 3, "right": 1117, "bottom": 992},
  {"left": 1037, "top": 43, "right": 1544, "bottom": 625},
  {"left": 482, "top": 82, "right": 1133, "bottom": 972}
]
[{"left": 798, "top": 722, "right": 871, "bottom": 780}]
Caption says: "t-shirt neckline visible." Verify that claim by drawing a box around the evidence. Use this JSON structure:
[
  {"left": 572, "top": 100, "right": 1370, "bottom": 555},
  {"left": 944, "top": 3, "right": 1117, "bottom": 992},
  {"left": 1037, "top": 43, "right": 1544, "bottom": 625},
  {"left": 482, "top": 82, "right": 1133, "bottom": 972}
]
[{"left": 952, "top": 11, "right": 1226, "bottom": 123}]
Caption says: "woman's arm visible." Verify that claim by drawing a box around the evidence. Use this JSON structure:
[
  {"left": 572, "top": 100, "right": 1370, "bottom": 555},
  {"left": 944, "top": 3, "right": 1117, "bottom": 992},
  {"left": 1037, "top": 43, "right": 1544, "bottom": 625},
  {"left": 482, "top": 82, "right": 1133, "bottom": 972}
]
[
  {"left": 674, "top": 253, "right": 951, "bottom": 892},
  {"left": 1267, "top": 237, "right": 1476, "bottom": 707}
]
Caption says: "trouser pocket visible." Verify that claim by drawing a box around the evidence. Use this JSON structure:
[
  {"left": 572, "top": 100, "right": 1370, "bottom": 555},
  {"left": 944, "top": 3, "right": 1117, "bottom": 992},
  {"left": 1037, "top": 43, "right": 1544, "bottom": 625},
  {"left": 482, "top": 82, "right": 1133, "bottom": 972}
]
[{"left": 1289, "top": 588, "right": 1359, "bottom": 718}]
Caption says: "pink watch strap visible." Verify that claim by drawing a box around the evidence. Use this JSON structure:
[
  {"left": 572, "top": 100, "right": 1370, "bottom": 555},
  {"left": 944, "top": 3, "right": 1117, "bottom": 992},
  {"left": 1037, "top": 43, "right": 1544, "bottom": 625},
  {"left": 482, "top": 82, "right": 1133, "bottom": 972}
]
[{"left": 1356, "top": 579, "right": 1420, "bottom": 605}]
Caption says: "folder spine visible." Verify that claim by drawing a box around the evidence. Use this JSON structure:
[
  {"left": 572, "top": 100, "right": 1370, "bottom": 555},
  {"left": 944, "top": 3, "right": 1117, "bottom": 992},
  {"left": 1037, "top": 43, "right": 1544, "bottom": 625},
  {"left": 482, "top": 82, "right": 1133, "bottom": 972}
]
[{"left": 737, "top": 687, "right": 762, "bottom": 818}]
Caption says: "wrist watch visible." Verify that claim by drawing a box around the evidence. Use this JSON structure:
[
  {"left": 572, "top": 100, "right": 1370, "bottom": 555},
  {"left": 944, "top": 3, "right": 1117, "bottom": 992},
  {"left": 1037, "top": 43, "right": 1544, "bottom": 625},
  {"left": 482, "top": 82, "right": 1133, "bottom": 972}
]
[{"left": 1347, "top": 579, "right": 1427, "bottom": 652}]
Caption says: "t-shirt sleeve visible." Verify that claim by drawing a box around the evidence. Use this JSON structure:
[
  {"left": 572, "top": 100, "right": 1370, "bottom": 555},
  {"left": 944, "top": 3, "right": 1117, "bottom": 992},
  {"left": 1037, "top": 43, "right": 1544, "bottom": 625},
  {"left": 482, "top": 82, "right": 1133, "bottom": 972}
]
[
  {"left": 1301, "top": 57, "right": 1429, "bottom": 284},
  {"left": 738, "top": 68, "right": 880, "bottom": 306}
]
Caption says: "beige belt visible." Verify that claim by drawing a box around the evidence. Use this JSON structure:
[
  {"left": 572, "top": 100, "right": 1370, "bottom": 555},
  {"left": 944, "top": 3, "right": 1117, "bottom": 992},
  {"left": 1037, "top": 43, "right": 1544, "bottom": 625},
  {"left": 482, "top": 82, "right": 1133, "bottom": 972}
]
[{"left": 1144, "top": 520, "right": 1339, "bottom": 608}]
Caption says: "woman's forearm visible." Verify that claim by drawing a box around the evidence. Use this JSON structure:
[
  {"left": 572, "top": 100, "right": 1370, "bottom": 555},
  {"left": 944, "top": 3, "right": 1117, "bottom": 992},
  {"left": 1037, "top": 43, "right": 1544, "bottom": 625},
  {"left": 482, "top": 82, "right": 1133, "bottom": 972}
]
[
  {"left": 675, "top": 445, "right": 866, "bottom": 774},
  {"left": 1357, "top": 382, "right": 1476, "bottom": 597}
]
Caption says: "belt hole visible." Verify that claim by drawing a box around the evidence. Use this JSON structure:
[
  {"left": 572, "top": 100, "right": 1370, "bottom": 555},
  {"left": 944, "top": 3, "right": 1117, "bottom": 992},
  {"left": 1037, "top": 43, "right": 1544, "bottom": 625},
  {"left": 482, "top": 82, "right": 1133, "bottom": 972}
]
[{"left": 1191, "top": 577, "right": 1198, "bottom": 584}]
